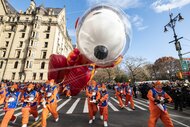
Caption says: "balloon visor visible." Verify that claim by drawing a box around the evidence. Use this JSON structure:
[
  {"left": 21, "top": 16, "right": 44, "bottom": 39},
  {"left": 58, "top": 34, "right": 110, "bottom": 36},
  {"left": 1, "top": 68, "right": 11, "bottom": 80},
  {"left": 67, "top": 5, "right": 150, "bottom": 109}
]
[{"left": 76, "top": 4, "right": 132, "bottom": 66}]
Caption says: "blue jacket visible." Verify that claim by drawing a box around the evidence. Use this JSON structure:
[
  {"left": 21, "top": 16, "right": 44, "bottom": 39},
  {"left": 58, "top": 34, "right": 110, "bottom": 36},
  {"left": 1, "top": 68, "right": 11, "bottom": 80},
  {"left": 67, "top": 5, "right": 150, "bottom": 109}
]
[
  {"left": 6, "top": 91, "right": 20, "bottom": 109},
  {"left": 22, "top": 90, "right": 37, "bottom": 107}
]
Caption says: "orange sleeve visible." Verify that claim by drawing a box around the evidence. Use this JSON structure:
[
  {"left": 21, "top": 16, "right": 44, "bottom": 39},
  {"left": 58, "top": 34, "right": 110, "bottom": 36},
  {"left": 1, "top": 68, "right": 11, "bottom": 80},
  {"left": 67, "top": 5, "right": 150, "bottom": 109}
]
[
  {"left": 100, "top": 94, "right": 108, "bottom": 102},
  {"left": 164, "top": 93, "right": 172, "bottom": 103},
  {"left": 86, "top": 88, "right": 92, "bottom": 98},
  {"left": 147, "top": 90, "right": 155, "bottom": 101},
  {"left": 96, "top": 91, "right": 101, "bottom": 101}
]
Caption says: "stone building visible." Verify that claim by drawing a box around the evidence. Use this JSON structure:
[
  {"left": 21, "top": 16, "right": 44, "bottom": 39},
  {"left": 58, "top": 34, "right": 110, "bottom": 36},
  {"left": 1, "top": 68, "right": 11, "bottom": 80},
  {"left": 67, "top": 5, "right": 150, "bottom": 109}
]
[{"left": 0, "top": 0, "right": 73, "bottom": 82}]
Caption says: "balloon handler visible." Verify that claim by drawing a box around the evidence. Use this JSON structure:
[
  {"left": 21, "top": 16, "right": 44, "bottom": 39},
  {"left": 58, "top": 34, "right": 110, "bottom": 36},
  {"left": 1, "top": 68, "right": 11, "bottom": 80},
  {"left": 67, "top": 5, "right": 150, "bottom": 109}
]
[
  {"left": 86, "top": 80, "right": 100, "bottom": 124},
  {"left": 21, "top": 83, "right": 39, "bottom": 127},
  {"left": 98, "top": 84, "right": 109, "bottom": 127},
  {"left": 0, "top": 84, "right": 21, "bottom": 127},
  {"left": 115, "top": 83, "right": 124, "bottom": 108},
  {"left": 41, "top": 79, "right": 59, "bottom": 127},
  {"left": 147, "top": 81, "right": 174, "bottom": 127}
]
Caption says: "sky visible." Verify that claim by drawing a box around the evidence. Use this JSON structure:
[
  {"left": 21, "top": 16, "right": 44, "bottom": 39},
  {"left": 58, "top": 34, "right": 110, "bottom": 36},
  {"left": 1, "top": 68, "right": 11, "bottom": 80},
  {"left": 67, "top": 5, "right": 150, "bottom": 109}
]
[{"left": 8, "top": 0, "right": 190, "bottom": 63}]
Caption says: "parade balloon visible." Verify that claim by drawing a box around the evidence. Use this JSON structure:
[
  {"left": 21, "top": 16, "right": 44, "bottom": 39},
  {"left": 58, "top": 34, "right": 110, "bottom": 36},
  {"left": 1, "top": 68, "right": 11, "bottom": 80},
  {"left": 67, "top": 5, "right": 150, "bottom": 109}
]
[
  {"left": 48, "top": 4, "right": 132, "bottom": 96},
  {"left": 76, "top": 4, "right": 132, "bottom": 66}
]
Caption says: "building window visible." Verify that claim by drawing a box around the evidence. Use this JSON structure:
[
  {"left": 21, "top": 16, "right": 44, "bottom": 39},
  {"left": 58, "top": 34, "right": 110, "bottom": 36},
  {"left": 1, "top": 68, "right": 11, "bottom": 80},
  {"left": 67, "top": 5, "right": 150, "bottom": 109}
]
[
  {"left": 2, "top": 51, "right": 6, "bottom": 57},
  {"left": 21, "top": 33, "right": 25, "bottom": 38},
  {"left": 28, "top": 50, "right": 31, "bottom": 57},
  {"left": 5, "top": 41, "right": 9, "bottom": 47},
  {"left": 23, "top": 25, "right": 27, "bottom": 31},
  {"left": 30, "top": 40, "right": 33, "bottom": 46},
  {"left": 19, "top": 41, "right": 23, "bottom": 47},
  {"left": 47, "top": 26, "right": 51, "bottom": 31},
  {"left": 42, "top": 52, "right": 47, "bottom": 59},
  {"left": 40, "top": 73, "right": 43, "bottom": 80},
  {"left": 46, "top": 34, "right": 49, "bottom": 39},
  {"left": 14, "top": 61, "right": 18, "bottom": 69},
  {"left": 12, "top": 72, "right": 16, "bottom": 80},
  {"left": 29, "top": 61, "right": 33, "bottom": 68},
  {"left": 41, "top": 62, "right": 45, "bottom": 69},
  {"left": 0, "top": 16, "right": 3, "bottom": 21},
  {"left": 11, "top": 25, "right": 15, "bottom": 31},
  {"left": 26, "top": 61, "right": 29, "bottom": 68},
  {"left": 16, "top": 50, "right": 21, "bottom": 58},
  {"left": 8, "top": 33, "right": 11, "bottom": 38},
  {"left": 33, "top": 73, "right": 36, "bottom": 80},
  {"left": 0, "top": 61, "right": 3, "bottom": 68},
  {"left": 44, "top": 42, "right": 48, "bottom": 48}
]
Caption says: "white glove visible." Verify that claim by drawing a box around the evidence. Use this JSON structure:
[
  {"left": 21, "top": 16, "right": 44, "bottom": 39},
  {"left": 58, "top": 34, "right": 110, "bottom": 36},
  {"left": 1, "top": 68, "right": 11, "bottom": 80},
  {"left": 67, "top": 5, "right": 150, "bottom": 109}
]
[
  {"left": 8, "top": 97, "right": 15, "bottom": 102},
  {"left": 27, "top": 97, "right": 34, "bottom": 102},
  {"left": 46, "top": 92, "right": 52, "bottom": 97},
  {"left": 92, "top": 92, "right": 96, "bottom": 96},
  {"left": 128, "top": 89, "right": 131, "bottom": 93},
  {"left": 42, "top": 101, "right": 46, "bottom": 108}
]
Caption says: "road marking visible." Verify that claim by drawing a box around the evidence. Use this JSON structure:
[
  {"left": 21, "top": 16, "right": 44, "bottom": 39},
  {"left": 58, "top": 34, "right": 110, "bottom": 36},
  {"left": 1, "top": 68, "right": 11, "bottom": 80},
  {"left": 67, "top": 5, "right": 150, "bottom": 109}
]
[
  {"left": 110, "top": 97, "right": 132, "bottom": 111},
  {"left": 133, "top": 100, "right": 149, "bottom": 108},
  {"left": 122, "top": 99, "right": 147, "bottom": 111},
  {"left": 0, "top": 107, "right": 22, "bottom": 117},
  {"left": 170, "top": 114, "right": 190, "bottom": 119},
  {"left": 34, "top": 98, "right": 72, "bottom": 127},
  {"left": 66, "top": 98, "right": 80, "bottom": 114},
  {"left": 83, "top": 98, "right": 88, "bottom": 113},
  {"left": 171, "top": 118, "right": 190, "bottom": 127},
  {"left": 108, "top": 102, "right": 119, "bottom": 111}
]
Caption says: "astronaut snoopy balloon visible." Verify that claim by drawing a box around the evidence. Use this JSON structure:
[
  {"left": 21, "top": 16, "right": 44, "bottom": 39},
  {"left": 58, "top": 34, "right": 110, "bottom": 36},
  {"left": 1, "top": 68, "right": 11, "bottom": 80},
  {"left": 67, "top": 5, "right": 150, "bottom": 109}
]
[{"left": 48, "top": 4, "right": 132, "bottom": 95}]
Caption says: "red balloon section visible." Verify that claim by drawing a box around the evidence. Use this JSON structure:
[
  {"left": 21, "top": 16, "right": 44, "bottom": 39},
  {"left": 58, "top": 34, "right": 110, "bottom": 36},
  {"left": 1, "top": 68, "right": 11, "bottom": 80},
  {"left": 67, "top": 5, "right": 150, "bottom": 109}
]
[{"left": 48, "top": 49, "right": 92, "bottom": 96}]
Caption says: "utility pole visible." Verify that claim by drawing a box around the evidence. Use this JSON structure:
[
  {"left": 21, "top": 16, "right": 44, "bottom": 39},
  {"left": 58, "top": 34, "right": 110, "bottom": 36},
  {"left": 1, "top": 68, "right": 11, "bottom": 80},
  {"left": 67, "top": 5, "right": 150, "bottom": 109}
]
[{"left": 164, "top": 13, "right": 184, "bottom": 77}]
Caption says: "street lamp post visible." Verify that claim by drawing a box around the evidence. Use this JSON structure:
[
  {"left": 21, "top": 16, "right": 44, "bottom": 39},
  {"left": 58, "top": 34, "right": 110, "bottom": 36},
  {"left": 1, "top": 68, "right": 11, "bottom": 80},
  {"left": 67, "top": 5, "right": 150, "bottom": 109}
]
[{"left": 164, "top": 13, "right": 184, "bottom": 72}]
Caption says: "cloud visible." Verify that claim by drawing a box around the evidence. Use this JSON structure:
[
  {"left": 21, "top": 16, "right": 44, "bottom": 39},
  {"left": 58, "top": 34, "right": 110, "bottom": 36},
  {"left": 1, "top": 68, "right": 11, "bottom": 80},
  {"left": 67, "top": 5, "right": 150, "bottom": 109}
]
[
  {"left": 86, "top": 0, "right": 141, "bottom": 10},
  {"left": 151, "top": 0, "right": 190, "bottom": 13},
  {"left": 130, "top": 15, "right": 148, "bottom": 31},
  {"left": 67, "top": 29, "right": 76, "bottom": 37}
]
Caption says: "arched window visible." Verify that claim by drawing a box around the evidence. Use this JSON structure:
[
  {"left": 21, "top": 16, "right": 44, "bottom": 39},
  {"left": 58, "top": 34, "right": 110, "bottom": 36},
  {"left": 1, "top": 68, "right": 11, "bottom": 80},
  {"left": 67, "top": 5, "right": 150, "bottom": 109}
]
[
  {"left": 14, "top": 61, "right": 18, "bottom": 69},
  {"left": 41, "top": 62, "right": 45, "bottom": 69}
]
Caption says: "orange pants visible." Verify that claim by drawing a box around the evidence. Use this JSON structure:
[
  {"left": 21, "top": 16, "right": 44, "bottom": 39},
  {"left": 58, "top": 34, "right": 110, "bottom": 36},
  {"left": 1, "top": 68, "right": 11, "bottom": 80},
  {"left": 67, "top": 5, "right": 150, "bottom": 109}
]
[
  {"left": 116, "top": 94, "right": 124, "bottom": 107},
  {"left": 88, "top": 102, "right": 98, "bottom": 120},
  {"left": 41, "top": 102, "right": 59, "bottom": 127},
  {"left": 148, "top": 108, "right": 174, "bottom": 127},
  {"left": 99, "top": 106, "right": 108, "bottom": 121},
  {"left": 125, "top": 95, "right": 134, "bottom": 109},
  {"left": 0, "top": 109, "right": 16, "bottom": 127},
  {"left": 22, "top": 106, "right": 38, "bottom": 125}
]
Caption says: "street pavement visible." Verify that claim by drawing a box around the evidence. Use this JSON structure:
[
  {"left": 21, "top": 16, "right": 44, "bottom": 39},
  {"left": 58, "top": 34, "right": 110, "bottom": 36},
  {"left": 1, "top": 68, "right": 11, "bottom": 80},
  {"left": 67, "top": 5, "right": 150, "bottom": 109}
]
[{"left": 0, "top": 90, "right": 190, "bottom": 127}]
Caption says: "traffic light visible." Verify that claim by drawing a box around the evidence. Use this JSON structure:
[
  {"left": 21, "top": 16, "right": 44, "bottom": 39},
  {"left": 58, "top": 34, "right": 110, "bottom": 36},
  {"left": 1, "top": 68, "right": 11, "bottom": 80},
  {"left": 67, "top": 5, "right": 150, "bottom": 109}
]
[{"left": 176, "top": 71, "right": 183, "bottom": 79}]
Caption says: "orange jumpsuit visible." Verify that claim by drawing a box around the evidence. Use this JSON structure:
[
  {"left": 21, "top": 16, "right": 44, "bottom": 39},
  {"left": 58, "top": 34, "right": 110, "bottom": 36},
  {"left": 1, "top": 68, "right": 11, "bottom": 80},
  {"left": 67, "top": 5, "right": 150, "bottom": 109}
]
[
  {"left": 41, "top": 84, "right": 59, "bottom": 127},
  {"left": 124, "top": 85, "right": 135, "bottom": 109},
  {"left": 86, "top": 85, "right": 100, "bottom": 120},
  {"left": 21, "top": 84, "right": 39, "bottom": 126},
  {"left": 147, "top": 88, "right": 174, "bottom": 127},
  {"left": 0, "top": 84, "right": 20, "bottom": 127},
  {"left": 115, "top": 84, "right": 124, "bottom": 108},
  {"left": 99, "top": 89, "right": 109, "bottom": 121}
]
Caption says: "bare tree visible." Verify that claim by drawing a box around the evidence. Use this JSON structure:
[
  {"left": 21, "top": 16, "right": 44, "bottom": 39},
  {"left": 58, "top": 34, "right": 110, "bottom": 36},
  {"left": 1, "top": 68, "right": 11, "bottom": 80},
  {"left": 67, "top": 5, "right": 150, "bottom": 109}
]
[{"left": 124, "top": 56, "right": 147, "bottom": 83}]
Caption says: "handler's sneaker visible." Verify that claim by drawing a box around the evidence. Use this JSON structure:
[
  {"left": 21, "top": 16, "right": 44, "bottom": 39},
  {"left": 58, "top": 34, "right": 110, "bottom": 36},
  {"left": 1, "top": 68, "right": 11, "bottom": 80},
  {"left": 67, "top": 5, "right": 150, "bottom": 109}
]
[
  {"left": 104, "top": 121, "right": 108, "bottom": 127},
  {"left": 93, "top": 116, "right": 96, "bottom": 120},
  {"left": 55, "top": 117, "right": 59, "bottom": 122},
  {"left": 35, "top": 116, "right": 39, "bottom": 122},
  {"left": 100, "top": 115, "right": 103, "bottom": 120},
  {"left": 89, "top": 119, "right": 93, "bottom": 124},
  {"left": 12, "top": 116, "right": 17, "bottom": 123},
  {"left": 22, "top": 124, "right": 27, "bottom": 127}
]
